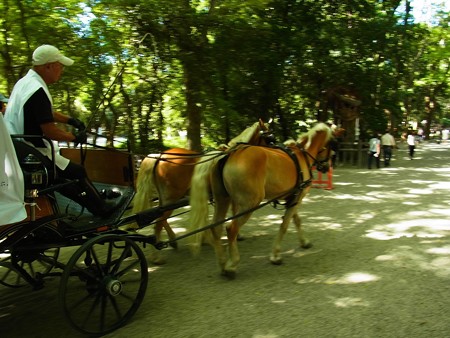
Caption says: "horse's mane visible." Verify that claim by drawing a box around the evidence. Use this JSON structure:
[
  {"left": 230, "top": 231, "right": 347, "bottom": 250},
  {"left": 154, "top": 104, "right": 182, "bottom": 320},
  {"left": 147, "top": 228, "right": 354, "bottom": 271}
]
[
  {"left": 226, "top": 121, "right": 261, "bottom": 148},
  {"left": 297, "top": 123, "right": 332, "bottom": 149}
]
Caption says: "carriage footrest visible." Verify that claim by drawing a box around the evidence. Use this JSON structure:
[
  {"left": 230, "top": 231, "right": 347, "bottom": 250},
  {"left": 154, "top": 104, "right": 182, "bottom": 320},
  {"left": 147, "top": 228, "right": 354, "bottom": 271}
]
[{"left": 125, "top": 233, "right": 158, "bottom": 246}]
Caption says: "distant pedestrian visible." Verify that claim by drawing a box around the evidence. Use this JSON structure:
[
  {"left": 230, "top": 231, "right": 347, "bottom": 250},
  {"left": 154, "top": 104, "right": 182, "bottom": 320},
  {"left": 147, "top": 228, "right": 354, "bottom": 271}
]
[
  {"left": 381, "top": 129, "right": 396, "bottom": 166},
  {"left": 442, "top": 129, "right": 449, "bottom": 144},
  {"left": 368, "top": 133, "right": 380, "bottom": 169},
  {"left": 407, "top": 130, "right": 417, "bottom": 159}
]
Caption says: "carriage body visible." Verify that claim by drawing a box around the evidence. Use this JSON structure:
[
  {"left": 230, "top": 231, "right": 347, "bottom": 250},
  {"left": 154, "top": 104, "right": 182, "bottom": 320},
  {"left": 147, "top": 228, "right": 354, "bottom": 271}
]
[{"left": 0, "top": 135, "right": 160, "bottom": 336}]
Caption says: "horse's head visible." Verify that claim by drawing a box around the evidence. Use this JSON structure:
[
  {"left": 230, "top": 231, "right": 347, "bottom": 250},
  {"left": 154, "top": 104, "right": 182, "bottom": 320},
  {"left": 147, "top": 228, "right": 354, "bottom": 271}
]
[
  {"left": 258, "top": 118, "right": 276, "bottom": 146},
  {"left": 227, "top": 118, "right": 276, "bottom": 148},
  {"left": 315, "top": 145, "right": 332, "bottom": 173},
  {"left": 297, "top": 123, "right": 333, "bottom": 173}
]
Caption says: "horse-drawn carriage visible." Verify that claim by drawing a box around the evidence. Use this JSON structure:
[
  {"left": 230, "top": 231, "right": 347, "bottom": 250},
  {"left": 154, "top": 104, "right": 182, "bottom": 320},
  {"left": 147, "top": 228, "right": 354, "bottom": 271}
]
[
  {"left": 0, "top": 118, "right": 279, "bottom": 335},
  {"left": 0, "top": 129, "right": 159, "bottom": 335},
  {"left": 0, "top": 116, "right": 332, "bottom": 336}
]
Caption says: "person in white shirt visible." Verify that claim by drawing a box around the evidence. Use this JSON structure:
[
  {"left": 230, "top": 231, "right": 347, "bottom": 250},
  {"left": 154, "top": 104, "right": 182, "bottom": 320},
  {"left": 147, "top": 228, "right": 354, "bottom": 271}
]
[
  {"left": 4, "top": 45, "right": 116, "bottom": 217},
  {"left": 381, "top": 130, "right": 396, "bottom": 166},
  {"left": 368, "top": 133, "right": 381, "bottom": 169},
  {"left": 407, "top": 130, "right": 417, "bottom": 159}
]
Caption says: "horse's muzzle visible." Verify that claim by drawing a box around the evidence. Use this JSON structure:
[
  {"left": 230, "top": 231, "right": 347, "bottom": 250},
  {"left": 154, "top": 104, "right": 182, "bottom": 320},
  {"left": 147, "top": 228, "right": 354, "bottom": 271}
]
[{"left": 316, "top": 162, "right": 330, "bottom": 173}]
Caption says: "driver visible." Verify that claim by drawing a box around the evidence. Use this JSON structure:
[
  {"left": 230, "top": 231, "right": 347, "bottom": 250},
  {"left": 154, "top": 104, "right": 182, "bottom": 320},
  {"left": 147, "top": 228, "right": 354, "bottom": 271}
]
[{"left": 4, "top": 44, "right": 116, "bottom": 217}]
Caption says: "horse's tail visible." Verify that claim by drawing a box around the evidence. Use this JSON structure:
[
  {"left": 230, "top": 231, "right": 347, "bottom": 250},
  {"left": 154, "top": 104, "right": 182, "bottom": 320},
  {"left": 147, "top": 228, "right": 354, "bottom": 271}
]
[
  {"left": 189, "top": 151, "right": 224, "bottom": 254},
  {"left": 131, "top": 156, "right": 159, "bottom": 219}
]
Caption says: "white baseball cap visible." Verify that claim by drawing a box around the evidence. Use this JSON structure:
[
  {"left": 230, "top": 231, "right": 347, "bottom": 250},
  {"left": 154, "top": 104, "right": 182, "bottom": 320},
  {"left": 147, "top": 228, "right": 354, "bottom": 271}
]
[{"left": 32, "top": 45, "right": 74, "bottom": 66}]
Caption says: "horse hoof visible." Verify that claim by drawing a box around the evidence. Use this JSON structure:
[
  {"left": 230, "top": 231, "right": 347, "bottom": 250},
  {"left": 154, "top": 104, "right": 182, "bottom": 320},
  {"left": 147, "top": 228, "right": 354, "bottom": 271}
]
[
  {"left": 221, "top": 270, "right": 236, "bottom": 280},
  {"left": 270, "top": 258, "right": 283, "bottom": 265},
  {"left": 148, "top": 253, "right": 167, "bottom": 265},
  {"left": 301, "top": 242, "right": 313, "bottom": 249},
  {"left": 152, "top": 258, "right": 167, "bottom": 265},
  {"left": 170, "top": 242, "right": 178, "bottom": 249}
]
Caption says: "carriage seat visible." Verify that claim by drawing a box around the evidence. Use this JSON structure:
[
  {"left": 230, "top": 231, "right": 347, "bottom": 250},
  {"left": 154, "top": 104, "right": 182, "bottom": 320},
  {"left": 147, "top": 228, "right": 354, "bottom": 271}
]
[{"left": 12, "top": 138, "right": 57, "bottom": 192}]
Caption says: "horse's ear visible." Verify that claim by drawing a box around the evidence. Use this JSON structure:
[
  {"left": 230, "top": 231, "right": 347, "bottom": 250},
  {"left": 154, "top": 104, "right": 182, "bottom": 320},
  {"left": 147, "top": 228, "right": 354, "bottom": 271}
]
[{"left": 259, "top": 118, "right": 264, "bottom": 126}]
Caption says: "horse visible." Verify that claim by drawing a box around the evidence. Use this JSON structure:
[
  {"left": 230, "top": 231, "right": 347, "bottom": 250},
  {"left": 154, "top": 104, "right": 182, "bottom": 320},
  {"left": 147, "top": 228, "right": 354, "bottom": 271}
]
[
  {"left": 130, "top": 119, "right": 273, "bottom": 262},
  {"left": 188, "top": 122, "right": 332, "bottom": 278}
]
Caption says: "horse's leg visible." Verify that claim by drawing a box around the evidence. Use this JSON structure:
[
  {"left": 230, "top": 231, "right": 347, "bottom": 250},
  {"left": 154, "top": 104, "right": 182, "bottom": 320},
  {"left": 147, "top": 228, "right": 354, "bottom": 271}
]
[
  {"left": 144, "top": 218, "right": 167, "bottom": 265},
  {"left": 210, "top": 197, "right": 230, "bottom": 275},
  {"left": 147, "top": 210, "right": 177, "bottom": 265},
  {"left": 163, "top": 222, "right": 178, "bottom": 248},
  {"left": 270, "top": 205, "right": 297, "bottom": 265},
  {"left": 221, "top": 156, "right": 266, "bottom": 277},
  {"left": 292, "top": 213, "right": 312, "bottom": 249},
  {"left": 156, "top": 210, "right": 178, "bottom": 249},
  {"left": 208, "top": 165, "right": 232, "bottom": 275},
  {"left": 223, "top": 212, "right": 252, "bottom": 279},
  {"left": 210, "top": 224, "right": 227, "bottom": 273}
]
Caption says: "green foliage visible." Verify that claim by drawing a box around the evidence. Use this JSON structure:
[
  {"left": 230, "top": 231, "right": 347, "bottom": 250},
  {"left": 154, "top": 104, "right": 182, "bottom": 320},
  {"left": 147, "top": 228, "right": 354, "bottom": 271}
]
[{"left": 1, "top": 0, "right": 449, "bottom": 149}]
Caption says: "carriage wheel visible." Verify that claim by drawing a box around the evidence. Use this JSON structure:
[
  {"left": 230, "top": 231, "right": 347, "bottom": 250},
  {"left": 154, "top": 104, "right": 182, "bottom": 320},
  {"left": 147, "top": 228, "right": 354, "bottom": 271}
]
[
  {"left": 0, "top": 223, "right": 61, "bottom": 288},
  {"left": 59, "top": 234, "right": 148, "bottom": 336}
]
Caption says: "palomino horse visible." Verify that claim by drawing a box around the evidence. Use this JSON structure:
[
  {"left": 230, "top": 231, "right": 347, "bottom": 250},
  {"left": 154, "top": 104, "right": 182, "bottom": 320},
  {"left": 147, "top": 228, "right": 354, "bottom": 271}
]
[
  {"left": 189, "top": 122, "right": 332, "bottom": 278},
  {"left": 131, "top": 119, "right": 272, "bottom": 254}
]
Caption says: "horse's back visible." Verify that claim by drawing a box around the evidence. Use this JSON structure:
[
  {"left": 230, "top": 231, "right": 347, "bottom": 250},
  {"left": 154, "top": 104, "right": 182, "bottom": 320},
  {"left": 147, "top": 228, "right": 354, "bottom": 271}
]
[
  {"left": 162, "top": 148, "right": 198, "bottom": 157},
  {"left": 157, "top": 148, "right": 200, "bottom": 204},
  {"left": 222, "top": 146, "right": 299, "bottom": 201}
]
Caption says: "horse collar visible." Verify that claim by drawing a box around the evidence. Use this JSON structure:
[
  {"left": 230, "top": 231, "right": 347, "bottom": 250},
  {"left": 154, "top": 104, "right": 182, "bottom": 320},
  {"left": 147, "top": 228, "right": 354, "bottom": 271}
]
[{"left": 281, "top": 147, "right": 312, "bottom": 207}]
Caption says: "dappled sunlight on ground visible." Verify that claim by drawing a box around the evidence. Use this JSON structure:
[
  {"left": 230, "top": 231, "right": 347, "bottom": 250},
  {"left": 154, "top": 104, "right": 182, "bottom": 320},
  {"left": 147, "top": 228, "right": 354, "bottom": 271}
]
[
  {"left": 310, "top": 220, "right": 344, "bottom": 230},
  {"left": 375, "top": 243, "right": 450, "bottom": 278},
  {"left": 429, "top": 181, "right": 450, "bottom": 189},
  {"left": 117, "top": 142, "right": 450, "bottom": 338},
  {"left": 366, "top": 218, "right": 450, "bottom": 240},
  {"left": 1, "top": 142, "right": 450, "bottom": 338},
  {"left": 331, "top": 296, "right": 370, "bottom": 308},
  {"left": 325, "top": 193, "right": 382, "bottom": 202},
  {"left": 295, "top": 272, "right": 380, "bottom": 285}
]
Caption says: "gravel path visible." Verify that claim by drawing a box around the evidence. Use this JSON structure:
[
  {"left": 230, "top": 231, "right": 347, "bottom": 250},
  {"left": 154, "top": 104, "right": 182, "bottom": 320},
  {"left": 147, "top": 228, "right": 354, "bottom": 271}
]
[{"left": 1, "top": 140, "right": 449, "bottom": 338}]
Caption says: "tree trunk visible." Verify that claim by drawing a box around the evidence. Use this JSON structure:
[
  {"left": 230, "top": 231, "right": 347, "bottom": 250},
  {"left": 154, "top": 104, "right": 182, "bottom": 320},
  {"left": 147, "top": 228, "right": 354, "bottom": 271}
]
[{"left": 184, "top": 67, "right": 202, "bottom": 151}]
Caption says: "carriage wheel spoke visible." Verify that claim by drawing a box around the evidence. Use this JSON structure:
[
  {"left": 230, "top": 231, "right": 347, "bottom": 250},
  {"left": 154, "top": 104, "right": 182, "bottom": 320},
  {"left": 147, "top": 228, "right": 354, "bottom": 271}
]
[
  {"left": 89, "top": 247, "right": 106, "bottom": 278},
  {"left": 67, "top": 289, "right": 97, "bottom": 313},
  {"left": 116, "top": 258, "right": 140, "bottom": 278},
  {"left": 60, "top": 234, "right": 148, "bottom": 336},
  {"left": 111, "top": 243, "right": 132, "bottom": 275}
]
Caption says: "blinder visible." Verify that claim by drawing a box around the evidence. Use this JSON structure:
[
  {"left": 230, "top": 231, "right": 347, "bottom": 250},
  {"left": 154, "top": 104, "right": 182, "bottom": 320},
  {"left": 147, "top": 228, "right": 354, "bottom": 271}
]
[
  {"left": 314, "top": 146, "right": 332, "bottom": 173},
  {"left": 259, "top": 130, "right": 276, "bottom": 145}
]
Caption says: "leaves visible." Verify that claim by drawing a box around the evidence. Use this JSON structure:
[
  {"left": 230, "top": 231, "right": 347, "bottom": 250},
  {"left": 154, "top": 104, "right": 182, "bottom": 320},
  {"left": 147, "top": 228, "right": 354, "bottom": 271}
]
[{"left": 0, "top": 0, "right": 449, "bottom": 151}]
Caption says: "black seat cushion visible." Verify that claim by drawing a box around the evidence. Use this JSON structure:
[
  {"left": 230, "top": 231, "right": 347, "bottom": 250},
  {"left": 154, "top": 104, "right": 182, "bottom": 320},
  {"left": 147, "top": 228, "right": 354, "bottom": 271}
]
[{"left": 12, "top": 139, "right": 56, "bottom": 189}]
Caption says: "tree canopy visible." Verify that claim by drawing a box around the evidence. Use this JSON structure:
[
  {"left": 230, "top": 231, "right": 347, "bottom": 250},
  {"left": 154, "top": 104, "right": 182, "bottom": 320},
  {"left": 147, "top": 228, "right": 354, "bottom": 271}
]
[{"left": 1, "top": 0, "right": 449, "bottom": 152}]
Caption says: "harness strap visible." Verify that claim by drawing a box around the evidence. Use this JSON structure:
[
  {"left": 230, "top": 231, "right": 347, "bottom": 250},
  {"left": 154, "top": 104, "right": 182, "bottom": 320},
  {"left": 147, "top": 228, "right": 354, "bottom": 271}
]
[
  {"left": 155, "top": 189, "right": 295, "bottom": 250},
  {"left": 278, "top": 146, "right": 313, "bottom": 208},
  {"left": 223, "top": 144, "right": 314, "bottom": 209},
  {"left": 145, "top": 151, "right": 225, "bottom": 166}
]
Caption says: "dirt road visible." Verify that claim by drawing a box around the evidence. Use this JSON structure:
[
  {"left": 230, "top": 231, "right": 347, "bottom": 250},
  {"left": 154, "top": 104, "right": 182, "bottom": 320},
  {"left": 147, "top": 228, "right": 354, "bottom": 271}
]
[{"left": 1, "top": 141, "right": 449, "bottom": 337}]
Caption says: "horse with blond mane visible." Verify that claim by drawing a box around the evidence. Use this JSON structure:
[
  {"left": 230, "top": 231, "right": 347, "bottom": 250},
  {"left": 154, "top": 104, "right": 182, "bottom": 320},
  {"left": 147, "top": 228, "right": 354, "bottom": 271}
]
[
  {"left": 189, "top": 122, "right": 332, "bottom": 278},
  {"left": 130, "top": 119, "right": 272, "bottom": 259}
]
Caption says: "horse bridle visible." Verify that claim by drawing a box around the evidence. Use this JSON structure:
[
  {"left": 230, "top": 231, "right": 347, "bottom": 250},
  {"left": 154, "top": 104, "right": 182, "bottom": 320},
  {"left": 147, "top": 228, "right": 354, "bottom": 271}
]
[
  {"left": 312, "top": 145, "right": 332, "bottom": 173},
  {"left": 259, "top": 130, "right": 276, "bottom": 146}
]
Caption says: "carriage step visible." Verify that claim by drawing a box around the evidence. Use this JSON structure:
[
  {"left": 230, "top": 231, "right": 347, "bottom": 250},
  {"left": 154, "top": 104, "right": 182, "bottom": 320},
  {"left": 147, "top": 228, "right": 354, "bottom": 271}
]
[
  {"left": 124, "top": 233, "right": 157, "bottom": 246},
  {"left": 134, "top": 196, "right": 190, "bottom": 228}
]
